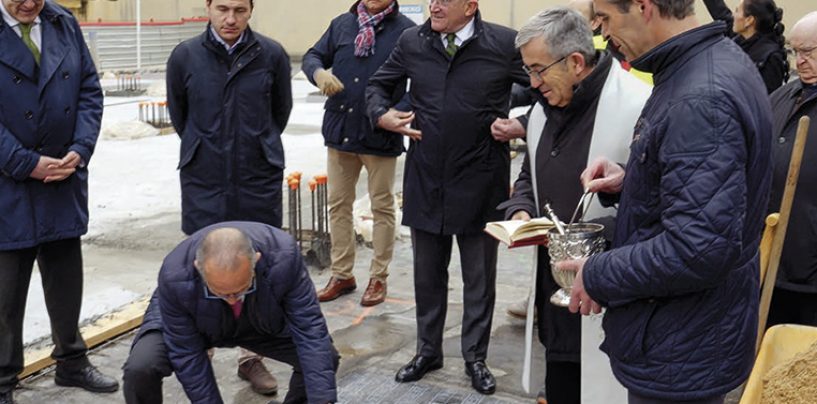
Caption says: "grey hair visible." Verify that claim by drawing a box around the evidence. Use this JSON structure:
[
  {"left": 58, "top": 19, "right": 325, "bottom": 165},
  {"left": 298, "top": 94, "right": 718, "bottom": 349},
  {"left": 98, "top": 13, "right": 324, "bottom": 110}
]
[
  {"left": 515, "top": 7, "right": 595, "bottom": 64},
  {"left": 606, "top": 0, "right": 694, "bottom": 20},
  {"left": 195, "top": 227, "right": 257, "bottom": 274}
]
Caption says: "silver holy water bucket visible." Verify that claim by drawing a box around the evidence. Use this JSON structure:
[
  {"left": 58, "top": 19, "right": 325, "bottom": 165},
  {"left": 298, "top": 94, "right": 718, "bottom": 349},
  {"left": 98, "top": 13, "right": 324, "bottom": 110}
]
[{"left": 547, "top": 223, "right": 606, "bottom": 307}]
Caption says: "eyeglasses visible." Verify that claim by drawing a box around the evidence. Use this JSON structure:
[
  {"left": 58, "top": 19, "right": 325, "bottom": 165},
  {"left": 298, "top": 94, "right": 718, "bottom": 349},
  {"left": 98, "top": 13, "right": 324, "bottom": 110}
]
[
  {"left": 788, "top": 45, "right": 817, "bottom": 59},
  {"left": 203, "top": 275, "right": 256, "bottom": 302},
  {"left": 427, "top": 0, "right": 457, "bottom": 7},
  {"left": 522, "top": 56, "right": 567, "bottom": 82}
]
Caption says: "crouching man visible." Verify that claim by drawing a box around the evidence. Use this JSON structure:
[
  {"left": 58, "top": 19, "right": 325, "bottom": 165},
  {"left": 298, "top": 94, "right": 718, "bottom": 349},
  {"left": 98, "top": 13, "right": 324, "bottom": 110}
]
[{"left": 122, "top": 222, "right": 339, "bottom": 404}]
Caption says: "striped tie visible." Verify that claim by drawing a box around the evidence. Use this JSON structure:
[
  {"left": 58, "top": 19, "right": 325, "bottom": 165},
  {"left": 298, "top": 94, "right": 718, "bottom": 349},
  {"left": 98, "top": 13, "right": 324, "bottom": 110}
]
[
  {"left": 20, "top": 24, "right": 41, "bottom": 65},
  {"left": 445, "top": 33, "right": 458, "bottom": 57}
]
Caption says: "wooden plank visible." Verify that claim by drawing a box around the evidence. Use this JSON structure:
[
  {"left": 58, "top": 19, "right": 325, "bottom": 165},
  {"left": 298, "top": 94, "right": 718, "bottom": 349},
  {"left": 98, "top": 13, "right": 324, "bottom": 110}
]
[{"left": 20, "top": 297, "right": 150, "bottom": 379}]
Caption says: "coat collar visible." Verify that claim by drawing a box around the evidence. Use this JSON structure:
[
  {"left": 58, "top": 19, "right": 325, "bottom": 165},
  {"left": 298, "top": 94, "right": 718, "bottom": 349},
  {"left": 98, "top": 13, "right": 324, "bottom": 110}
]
[
  {"left": 199, "top": 25, "right": 262, "bottom": 84},
  {"left": 0, "top": 0, "right": 71, "bottom": 30},
  {"left": 418, "top": 9, "right": 484, "bottom": 57},
  {"left": 419, "top": 9, "right": 484, "bottom": 40},
  {"left": 348, "top": 0, "right": 402, "bottom": 20},
  {"left": 0, "top": 1, "right": 69, "bottom": 82},
  {"left": 541, "top": 51, "right": 612, "bottom": 116},
  {"left": 631, "top": 22, "right": 725, "bottom": 86},
  {"left": 200, "top": 24, "right": 258, "bottom": 54},
  {"left": 37, "top": 11, "right": 69, "bottom": 95}
]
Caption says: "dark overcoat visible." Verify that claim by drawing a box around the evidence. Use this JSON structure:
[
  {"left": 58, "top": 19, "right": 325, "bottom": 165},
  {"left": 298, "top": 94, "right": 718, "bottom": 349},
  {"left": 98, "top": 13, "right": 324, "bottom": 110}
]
[
  {"left": 768, "top": 80, "right": 817, "bottom": 293},
  {"left": 0, "top": 1, "right": 102, "bottom": 250},
  {"left": 167, "top": 27, "right": 292, "bottom": 234},
  {"left": 366, "top": 12, "right": 529, "bottom": 234}
]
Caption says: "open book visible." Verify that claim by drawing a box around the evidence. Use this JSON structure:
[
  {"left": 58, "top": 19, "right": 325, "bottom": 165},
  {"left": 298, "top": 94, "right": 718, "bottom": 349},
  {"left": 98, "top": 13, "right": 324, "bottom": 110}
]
[{"left": 484, "top": 217, "right": 558, "bottom": 248}]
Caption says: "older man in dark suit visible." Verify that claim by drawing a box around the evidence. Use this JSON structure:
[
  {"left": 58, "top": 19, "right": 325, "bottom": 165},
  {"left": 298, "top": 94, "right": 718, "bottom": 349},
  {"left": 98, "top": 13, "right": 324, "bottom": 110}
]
[{"left": 366, "top": 0, "right": 528, "bottom": 395}]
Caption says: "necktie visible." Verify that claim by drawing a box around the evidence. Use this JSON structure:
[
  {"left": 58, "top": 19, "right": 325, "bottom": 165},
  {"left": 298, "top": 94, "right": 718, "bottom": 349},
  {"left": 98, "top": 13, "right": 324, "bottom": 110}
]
[
  {"left": 230, "top": 300, "right": 243, "bottom": 319},
  {"left": 445, "top": 33, "right": 458, "bottom": 57},
  {"left": 20, "top": 24, "right": 40, "bottom": 66}
]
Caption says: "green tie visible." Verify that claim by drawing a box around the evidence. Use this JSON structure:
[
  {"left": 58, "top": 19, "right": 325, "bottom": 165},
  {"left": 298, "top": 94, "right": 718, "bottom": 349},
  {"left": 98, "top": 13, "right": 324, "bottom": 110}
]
[
  {"left": 20, "top": 24, "right": 41, "bottom": 66},
  {"left": 445, "top": 33, "right": 458, "bottom": 57}
]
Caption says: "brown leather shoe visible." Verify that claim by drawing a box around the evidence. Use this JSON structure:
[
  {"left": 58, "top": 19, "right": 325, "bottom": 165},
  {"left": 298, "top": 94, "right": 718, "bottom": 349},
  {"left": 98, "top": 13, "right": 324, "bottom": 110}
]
[
  {"left": 360, "top": 278, "right": 387, "bottom": 306},
  {"left": 238, "top": 358, "right": 278, "bottom": 395},
  {"left": 317, "top": 276, "right": 357, "bottom": 302}
]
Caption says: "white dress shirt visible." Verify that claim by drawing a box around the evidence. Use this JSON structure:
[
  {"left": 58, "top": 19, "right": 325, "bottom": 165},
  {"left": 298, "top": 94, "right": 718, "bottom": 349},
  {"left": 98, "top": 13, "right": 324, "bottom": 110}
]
[
  {"left": 1, "top": 4, "right": 42, "bottom": 51},
  {"left": 209, "top": 26, "right": 246, "bottom": 55},
  {"left": 439, "top": 17, "right": 474, "bottom": 48}
]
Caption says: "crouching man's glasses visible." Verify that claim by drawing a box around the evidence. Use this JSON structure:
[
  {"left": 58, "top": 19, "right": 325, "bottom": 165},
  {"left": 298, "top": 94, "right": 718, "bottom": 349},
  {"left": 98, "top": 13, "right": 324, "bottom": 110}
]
[{"left": 203, "top": 276, "right": 257, "bottom": 302}]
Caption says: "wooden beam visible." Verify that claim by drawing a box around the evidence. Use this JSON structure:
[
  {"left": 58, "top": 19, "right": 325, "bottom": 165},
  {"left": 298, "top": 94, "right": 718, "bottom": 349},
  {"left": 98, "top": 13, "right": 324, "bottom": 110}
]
[{"left": 20, "top": 297, "right": 150, "bottom": 379}]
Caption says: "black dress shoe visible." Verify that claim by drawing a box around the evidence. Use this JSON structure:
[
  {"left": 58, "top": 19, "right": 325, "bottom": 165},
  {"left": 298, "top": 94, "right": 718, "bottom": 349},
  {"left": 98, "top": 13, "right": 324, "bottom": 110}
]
[
  {"left": 0, "top": 390, "right": 13, "bottom": 404},
  {"left": 465, "top": 361, "right": 496, "bottom": 395},
  {"left": 394, "top": 355, "right": 443, "bottom": 383},
  {"left": 55, "top": 361, "right": 119, "bottom": 393}
]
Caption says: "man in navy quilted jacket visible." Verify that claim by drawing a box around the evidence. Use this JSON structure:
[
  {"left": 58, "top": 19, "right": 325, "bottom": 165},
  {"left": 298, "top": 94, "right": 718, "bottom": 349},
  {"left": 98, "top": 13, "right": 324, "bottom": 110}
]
[
  {"left": 122, "top": 222, "right": 339, "bottom": 404},
  {"left": 557, "top": 0, "right": 772, "bottom": 403}
]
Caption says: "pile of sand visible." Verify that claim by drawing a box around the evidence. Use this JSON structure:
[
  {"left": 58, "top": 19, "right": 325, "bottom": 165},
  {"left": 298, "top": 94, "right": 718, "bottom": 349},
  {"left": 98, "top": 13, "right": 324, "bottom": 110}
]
[{"left": 761, "top": 340, "right": 817, "bottom": 403}]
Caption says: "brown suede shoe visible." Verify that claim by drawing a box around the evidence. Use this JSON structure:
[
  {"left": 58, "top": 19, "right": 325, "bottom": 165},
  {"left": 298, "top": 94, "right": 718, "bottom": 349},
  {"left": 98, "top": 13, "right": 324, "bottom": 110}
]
[
  {"left": 360, "top": 278, "right": 387, "bottom": 306},
  {"left": 317, "top": 276, "right": 357, "bottom": 302},
  {"left": 238, "top": 358, "right": 278, "bottom": 395}
]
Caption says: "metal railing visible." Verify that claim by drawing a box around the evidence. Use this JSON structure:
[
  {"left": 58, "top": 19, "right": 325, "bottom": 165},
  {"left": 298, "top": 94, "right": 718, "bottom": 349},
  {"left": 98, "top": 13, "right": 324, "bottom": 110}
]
[{"left": 82, "top": 19, "right": 207, "bottom": 72}]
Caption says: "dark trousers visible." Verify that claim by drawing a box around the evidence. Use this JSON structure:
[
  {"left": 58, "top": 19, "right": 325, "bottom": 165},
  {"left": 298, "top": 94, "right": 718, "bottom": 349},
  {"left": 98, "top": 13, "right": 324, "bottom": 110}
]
[
  {"left": 0, "top": 238, "right": 88, "bottom": 393},
  {"left": 410, "top": 228, "right": 498, "bottom": 362},
  {"left": 767, "top": 287, "right": 817, "bottom": 328},
  {"left": 122, "top": 330, "right": 339, "bottom": 404},
  {"left": 628, "top": 392, "right": 725, "bottom": 404},
  {"left": 544, "top": 361, "right": 580, "bottom": 404}
]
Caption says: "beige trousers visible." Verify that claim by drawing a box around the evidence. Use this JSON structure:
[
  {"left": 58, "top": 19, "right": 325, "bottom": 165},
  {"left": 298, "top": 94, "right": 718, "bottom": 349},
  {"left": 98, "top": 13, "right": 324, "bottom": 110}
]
[{"left": 327, "top": 148, "right": 397, "bottom": 281}]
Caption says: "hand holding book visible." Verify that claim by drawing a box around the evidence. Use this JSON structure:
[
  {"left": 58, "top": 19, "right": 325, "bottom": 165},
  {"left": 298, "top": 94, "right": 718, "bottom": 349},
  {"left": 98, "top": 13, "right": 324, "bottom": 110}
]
[{"left": 484, "top": 212, "right": 559, "bottom": 248}]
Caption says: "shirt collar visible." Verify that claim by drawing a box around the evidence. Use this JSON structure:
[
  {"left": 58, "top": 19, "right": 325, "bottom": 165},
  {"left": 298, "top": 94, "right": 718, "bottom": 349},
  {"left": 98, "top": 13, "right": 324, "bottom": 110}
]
[
  {"left": 441, "top": 17, "right": 475, "bottom": 45},
  {"left": 0, "top": 4, "right": 41, "bottom": 29},
  {"left": 209, "top": 25, "right": 246, "bottom": 55}
]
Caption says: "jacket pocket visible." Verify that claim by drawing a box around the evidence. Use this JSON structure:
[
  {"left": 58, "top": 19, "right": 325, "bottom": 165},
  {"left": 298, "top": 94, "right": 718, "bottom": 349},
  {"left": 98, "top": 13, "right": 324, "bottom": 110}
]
[
  {"left": 259, "top": 129, "right": 285, "bottom": 171},
  {"left": 361, "top": 126, "right": 402, "bottom": 152},
  {"left": 178, "top": 134, "right": 201, "bottom": 170},
  {"left": 321, "top": 109, "right": 346, "bottom": 146},
  {"left": 603, "top": 301, "right": 657, "bottom": 362}
]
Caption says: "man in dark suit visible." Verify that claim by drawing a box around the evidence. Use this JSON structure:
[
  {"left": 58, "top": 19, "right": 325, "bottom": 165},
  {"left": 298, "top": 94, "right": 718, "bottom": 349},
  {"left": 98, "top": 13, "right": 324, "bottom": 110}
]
[
  {"left": 121, "top": 222, "right": 339, "bottom": 404},
  {"left": 0, "top": 1, "right": 118, "bottom": 403},
  {"left": 365, "top": 0, "right": 528, "bottom": 395}
]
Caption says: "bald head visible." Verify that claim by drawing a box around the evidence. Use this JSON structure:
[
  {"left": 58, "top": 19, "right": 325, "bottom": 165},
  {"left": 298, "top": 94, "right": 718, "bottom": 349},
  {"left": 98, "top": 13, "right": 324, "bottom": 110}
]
[
  {"left": 792, "top": 11, "right": 817, "bottom": 36},
  {"left": 790, "top": 11, "right": 817, "bottom": 84},
  {"left": 567, "top": 0, "right": 594, "bottom": 23},
  {"left": 195, "top": 227, "right": 257, "bottom": 275}
]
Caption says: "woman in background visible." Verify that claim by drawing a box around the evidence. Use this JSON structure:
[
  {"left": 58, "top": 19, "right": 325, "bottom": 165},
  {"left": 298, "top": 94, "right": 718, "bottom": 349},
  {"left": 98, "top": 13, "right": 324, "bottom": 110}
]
[{"left": 705, "top": 0, "right": 789, "bottom": 93}]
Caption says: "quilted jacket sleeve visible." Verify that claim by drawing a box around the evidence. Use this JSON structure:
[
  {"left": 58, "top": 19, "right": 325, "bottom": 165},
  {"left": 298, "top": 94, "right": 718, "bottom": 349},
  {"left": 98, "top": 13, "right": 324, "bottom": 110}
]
[
  {"left": 280, "top": 242, "right": 337, "bottom": 404},
  {"left": 159, "top": 277, "right": 222, "bottom": 403},
  {"left": 584, "top": 96, "right": 750, "bottom": 308}
]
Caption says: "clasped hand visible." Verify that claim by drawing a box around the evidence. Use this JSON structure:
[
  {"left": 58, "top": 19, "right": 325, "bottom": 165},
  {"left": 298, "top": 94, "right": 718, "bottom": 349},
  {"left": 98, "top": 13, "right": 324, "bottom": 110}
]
[{"left": 30, "top": 151, "right": 81, "bottom": 183}]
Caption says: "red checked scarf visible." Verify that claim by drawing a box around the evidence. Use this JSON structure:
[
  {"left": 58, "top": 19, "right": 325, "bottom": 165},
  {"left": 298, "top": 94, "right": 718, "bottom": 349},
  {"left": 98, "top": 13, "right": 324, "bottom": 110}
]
[{"left": 354, "top": 1, "right": 396, "bottom": 57}]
